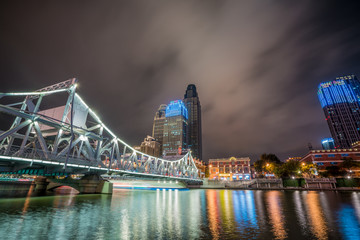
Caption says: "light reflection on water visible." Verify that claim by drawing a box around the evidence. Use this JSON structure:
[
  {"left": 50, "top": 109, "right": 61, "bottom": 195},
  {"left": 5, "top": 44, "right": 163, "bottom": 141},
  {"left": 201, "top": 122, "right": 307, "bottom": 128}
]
[
  {"left": 0, "top": 190, "right": 359, "bottom": 239},
  {"left": 305, "top": 192, "right": 328, "bottom": 240},
  {"left": 266, "top": 191, "right": 287, "bottom": 240}
]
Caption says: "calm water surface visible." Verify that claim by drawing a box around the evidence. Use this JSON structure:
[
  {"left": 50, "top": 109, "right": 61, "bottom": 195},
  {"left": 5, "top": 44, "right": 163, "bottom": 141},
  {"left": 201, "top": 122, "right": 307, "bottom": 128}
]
[{"left": 0, "top": 189, "right": 359, "bottom": 240}]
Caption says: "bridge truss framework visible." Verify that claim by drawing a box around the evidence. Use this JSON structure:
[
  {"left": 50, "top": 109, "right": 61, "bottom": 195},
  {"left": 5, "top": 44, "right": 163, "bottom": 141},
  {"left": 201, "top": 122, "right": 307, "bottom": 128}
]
[{"left": 0, "top": 79, "right": 200, "bottom": 183}]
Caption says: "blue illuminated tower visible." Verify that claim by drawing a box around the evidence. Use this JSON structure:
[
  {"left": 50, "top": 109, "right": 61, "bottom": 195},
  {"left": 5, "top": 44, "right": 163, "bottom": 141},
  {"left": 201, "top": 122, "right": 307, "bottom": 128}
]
[
  {"left": 317, "top": 75, "right": 360, "bottom": 148},
  {"left": 321, "top": 138, "right": 335, "bottom": 150},
  {"left": 162, "top": 100, "right": 188, "bottom": 154}
]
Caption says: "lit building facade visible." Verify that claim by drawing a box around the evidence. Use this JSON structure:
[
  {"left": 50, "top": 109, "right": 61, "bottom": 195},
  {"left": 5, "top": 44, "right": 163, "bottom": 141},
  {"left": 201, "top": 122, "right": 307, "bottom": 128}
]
[
  {"left": 183, "top": 84, "right": 202, "bottom": 160},
  {"left": 162, "top": 100, "right": 188, "bottom": 153},
  {"left": 317, "top": 75, "right": 360, "bottom": 148},
  {"left": 208, "top": 157, "right": 251, "bottom": 181},
  {"left": 140, "top": 135, "right": 161, "bottom": 157},
  {"left": 152, "top": 104, "right": 167, "bottom": 154},
  {"left": 300, "top": 148, "right": 360, "bottom": 176},
  {"left": 321, "top": 138, "right": 335, "bottom": 150}
]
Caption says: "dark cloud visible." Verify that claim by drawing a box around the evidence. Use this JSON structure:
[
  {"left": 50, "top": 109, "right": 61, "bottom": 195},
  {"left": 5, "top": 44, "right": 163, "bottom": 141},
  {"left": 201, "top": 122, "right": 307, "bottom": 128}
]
[{"left": 1, "top": 1, "right": 360, "bottom": 162}]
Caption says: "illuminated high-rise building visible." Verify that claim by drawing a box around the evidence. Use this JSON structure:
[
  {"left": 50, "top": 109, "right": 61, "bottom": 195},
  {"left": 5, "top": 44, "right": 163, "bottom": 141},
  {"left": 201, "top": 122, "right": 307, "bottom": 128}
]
[
  {"left": 152, "top": 104, "right": 167, "bottom": 154},
  {"left": 318, "top": 75, "right": 360, "bottom": 148},
  {"left": 321, "top": 138, "right": 335, "bottom": 150},
  {"left": 162, "top": 100, "right": 188, "bottom": 154},
  {"left": 183, "top": 84, "right": 202, "bottom": 160}
]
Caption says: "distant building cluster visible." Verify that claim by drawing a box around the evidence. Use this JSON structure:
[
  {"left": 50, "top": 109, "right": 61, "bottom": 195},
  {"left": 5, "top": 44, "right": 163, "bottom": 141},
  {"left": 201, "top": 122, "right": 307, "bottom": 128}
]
[
  {"left": 296, "top": 74, "right": 360, "bottom": 176},
  {"left": 135, "top": 84, "right": 203, "bottom": 161},
  {"left": 135, "top": 84, "right": 253, "bottom": 180}
]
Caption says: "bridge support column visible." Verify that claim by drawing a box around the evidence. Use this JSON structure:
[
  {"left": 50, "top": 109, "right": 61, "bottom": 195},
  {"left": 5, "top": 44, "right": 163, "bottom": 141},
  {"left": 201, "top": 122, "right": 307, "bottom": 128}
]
[
  {"left": 96, "top": 180, "right": 113, "bottom": 194},
  {"left": 78, "top": 175, "right": 113, "bottom": 194},
  {"left": 34, "top": 176, "right": 49, "bottom": 193}
]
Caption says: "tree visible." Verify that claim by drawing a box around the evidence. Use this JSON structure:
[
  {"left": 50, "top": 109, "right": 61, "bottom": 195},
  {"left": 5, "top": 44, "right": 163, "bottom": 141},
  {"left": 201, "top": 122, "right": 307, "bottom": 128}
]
[
  {"left": 325, "top": 166, "right": 345, "bottom": 177},
  {"left": 276, "top": 160, "right": 300, "bottom": 178},
  {"left": 341, "top": 158, "right": 360, "bottom": 172},
  {"left": 254, "top": 159, "right": 266, "bottom": 172},
  {"left": 259, "top": 153, "right": 281, "bottom": 164},
  {"left": 254, "top": 153, "right": 281, "bottom": 177},
  {"left": 300, "top": 162, "right": 317, "bottom": 178}
]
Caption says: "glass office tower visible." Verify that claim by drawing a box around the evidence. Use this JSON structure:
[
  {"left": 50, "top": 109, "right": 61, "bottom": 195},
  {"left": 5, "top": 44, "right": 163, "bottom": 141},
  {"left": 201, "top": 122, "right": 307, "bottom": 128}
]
[
  {"left": 152, "top": 104, "right": 167, "bottom": 154},
  {"left": 318, "top": 75, "right": 360, "bottom": 148},
  {"left": 184, "top": 84, "right": 202, "bottom": 160},
  {"left": 162, "top": 100, "right": 188, "bottom": 154}
]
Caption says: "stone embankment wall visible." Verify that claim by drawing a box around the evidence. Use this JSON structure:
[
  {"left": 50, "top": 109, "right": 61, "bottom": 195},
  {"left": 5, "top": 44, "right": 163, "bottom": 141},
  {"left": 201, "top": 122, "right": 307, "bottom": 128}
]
[{"left": 190, "top": 178, "right": 360, "bottom": 190}]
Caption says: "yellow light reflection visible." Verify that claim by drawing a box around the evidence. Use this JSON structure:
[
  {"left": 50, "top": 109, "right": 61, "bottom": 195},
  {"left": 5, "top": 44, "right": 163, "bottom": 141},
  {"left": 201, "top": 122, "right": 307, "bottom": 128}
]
[
  {"left": 305, "top": 192, "right": 328, "bottom": 240},
  {"left": 266, "top": 191, "right": 287, "bottom": 240},
  {"left": 219, "top": 190, "right": 235, "bottom": 237},
  {"left": 206, "top": 190, "right": 220, "bottom": 239}
]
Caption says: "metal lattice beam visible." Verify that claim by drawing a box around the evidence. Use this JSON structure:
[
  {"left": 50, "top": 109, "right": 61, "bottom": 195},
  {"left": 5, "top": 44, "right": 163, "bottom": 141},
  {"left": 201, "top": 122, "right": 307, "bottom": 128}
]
[{"left": 0, "top": 79, "right": 200, "bottom": 180}]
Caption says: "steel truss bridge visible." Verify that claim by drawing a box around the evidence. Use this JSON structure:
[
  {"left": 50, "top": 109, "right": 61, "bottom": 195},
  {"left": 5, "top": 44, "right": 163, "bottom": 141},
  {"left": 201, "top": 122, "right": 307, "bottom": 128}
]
[{"left": 0, "top": 79, "right": 201, "bottom": 183}]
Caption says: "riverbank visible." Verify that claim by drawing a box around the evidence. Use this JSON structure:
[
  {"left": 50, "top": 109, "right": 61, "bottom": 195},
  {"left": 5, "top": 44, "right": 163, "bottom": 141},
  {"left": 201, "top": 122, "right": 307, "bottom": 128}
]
[
  {"left": 188, "top": 185, "right": 360, "bottom": 191},
  {"left": 188, "top": 177, "right": 360, "bottom": 191}
]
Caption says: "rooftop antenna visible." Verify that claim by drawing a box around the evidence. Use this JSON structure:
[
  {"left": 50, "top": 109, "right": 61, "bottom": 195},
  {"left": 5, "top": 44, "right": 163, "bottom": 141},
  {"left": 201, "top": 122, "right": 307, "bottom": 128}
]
[{"left": 308, "top": 142, "right": 313, "bottom": 151}]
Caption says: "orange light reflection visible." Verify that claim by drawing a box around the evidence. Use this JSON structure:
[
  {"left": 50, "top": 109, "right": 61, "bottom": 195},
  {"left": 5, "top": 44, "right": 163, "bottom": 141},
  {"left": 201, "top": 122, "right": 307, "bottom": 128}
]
[
  {"left": 266, "top": 191, "right": 287, "bottom": 240},
  {"left": 305, "top": 192, "right": 328, "bottom": 240},
  {"left": 206, "top": 190, "right": 220, "bottom": 239}
]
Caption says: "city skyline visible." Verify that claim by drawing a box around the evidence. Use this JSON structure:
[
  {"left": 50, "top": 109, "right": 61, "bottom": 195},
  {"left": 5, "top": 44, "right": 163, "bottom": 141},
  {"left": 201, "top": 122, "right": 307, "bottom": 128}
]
[{"left": 2, "top": 1, "right": 360, "bottom": 162}]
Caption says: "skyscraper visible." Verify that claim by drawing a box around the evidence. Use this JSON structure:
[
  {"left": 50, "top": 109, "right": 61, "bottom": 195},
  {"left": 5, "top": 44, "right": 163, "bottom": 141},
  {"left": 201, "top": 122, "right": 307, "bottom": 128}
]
[
  {"left": 184, "top": 84, "right": 202, "bottom": 160},
  {"left": 162, "top": 100, "right": 188, "bottom": 154},
  {"left": 152, "top": 104, "right": 167, "bottom": 154},
  {"left": 321, "top": 138, "right": 335, "bottom": 150},
  {"left": 318, "top": 75, "right": 360, "bottom": 148}
]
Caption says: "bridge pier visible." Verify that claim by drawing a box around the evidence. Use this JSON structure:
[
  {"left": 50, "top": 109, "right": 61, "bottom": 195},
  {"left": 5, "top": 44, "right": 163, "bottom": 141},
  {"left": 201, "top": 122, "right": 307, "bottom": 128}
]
[
  {"left": 77, "top": 175, "right": 113, "bottom": 194},
  {"left": 34, "top": 176, "right": 49, "bottom": 193},
  {"left": 39, "top": 175, "right": 113, "bottom": 194}
]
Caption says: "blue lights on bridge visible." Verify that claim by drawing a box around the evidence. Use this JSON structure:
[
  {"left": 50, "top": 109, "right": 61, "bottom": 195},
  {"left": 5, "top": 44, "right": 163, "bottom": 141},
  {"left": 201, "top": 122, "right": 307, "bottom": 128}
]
[
  {"left": 318, "top": 80, "right": 359, "bottom": 108},
  {"left": 165, "top": 100, "right": 188, "bottom": 119}
]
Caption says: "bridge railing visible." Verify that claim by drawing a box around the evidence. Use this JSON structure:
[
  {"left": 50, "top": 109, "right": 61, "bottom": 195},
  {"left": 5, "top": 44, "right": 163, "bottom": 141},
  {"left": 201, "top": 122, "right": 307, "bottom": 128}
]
[{"left": 0, "top": 145, "right": 97, "bottom": 167}]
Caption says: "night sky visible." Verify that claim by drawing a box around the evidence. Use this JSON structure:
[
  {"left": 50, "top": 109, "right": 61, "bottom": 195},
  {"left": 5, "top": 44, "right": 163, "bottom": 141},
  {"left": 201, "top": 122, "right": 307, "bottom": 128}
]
[{"left": 1, "top": 1, "right": 360, "bottom": 162}]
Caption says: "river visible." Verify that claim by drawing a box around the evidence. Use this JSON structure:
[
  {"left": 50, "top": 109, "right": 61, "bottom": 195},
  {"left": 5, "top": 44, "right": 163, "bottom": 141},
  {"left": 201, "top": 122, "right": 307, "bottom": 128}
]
[{"left": 0, "top": 189, "right": 359, "bottom": 239}]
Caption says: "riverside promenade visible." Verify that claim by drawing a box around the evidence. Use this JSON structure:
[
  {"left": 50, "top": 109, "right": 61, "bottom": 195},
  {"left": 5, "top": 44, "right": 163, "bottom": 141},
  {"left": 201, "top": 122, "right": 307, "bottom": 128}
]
[{"left": 189, "top": 178, "right": 360, "bottom": 191}]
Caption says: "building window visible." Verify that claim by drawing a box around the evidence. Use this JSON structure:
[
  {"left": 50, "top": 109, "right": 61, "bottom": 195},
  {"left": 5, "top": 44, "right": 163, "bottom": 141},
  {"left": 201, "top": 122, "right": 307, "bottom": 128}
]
[
  {"left": 328, "top": 154, "right": 335, "bottom": 157},
  {"left": 315, "top": 155, "right": 322, "bottom": 158},
  {"left": 341, "top": 154, "right": 349, "bottom": 157}
]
